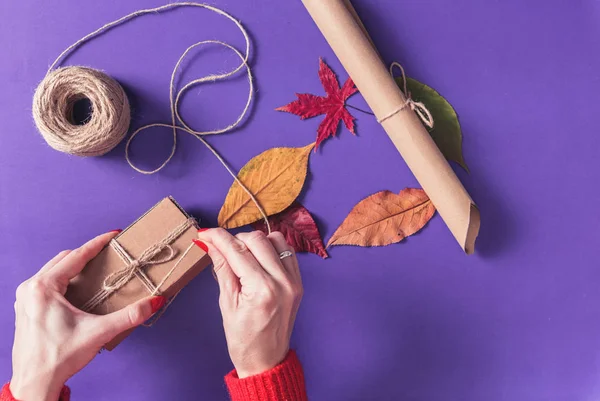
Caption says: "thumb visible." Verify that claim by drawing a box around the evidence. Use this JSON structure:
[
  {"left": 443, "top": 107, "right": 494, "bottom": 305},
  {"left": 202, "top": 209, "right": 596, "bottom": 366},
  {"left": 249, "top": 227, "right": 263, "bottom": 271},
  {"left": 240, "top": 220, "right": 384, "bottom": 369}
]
[{"left": 94, "top": 296, "right": 164, "bottom": 341}]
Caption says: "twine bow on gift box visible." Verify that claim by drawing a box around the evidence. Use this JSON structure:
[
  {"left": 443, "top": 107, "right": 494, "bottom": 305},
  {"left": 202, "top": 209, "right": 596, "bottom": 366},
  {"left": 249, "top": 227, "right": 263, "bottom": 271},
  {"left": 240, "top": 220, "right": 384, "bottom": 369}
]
[{"left": 80, "top": 218, "right": 197, "bottom": 321}]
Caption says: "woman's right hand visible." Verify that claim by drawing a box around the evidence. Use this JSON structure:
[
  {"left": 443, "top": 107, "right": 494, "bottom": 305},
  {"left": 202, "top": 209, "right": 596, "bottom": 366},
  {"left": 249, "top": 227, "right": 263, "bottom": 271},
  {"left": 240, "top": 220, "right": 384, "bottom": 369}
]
[{"left": 195, "top": 229, "right": 303, "bottom": 378}]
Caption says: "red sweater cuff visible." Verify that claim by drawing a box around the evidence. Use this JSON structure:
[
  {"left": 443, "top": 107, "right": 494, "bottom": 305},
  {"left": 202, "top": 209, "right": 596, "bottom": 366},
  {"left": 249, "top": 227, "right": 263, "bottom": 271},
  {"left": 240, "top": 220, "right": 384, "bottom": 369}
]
[
  {"left": 225, "top": 350, "right": 307, "bottom": 401},
  {"left": 1, "top": 383, "right": 70, "bottom": 401}
]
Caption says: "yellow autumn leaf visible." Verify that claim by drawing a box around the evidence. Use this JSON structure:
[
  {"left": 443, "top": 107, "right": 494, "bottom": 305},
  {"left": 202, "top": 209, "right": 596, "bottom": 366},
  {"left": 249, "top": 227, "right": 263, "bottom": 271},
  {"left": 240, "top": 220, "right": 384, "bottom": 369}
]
[{"left": 218, "top": 143, "right": 315, "bottom": 229}]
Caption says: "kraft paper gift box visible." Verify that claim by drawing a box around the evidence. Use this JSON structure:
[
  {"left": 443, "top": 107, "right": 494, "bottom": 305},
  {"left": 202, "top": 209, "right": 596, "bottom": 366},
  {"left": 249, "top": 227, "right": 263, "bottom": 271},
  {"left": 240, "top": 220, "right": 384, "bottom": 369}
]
[{"left": 66, "top": 196, "right": 211, "bottom": 350}]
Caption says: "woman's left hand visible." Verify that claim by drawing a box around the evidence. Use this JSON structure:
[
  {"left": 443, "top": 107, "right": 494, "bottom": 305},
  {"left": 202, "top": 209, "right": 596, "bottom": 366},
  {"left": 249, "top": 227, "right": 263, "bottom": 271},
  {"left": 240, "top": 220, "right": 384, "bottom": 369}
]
[{"left": 10, "top": 231, "right": 164, "bottom": 401}]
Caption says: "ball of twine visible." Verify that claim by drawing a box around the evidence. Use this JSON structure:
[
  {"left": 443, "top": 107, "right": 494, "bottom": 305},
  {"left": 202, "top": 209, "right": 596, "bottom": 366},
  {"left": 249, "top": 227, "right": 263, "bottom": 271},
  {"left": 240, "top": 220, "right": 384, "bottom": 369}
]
[{"left": 32, "top": 66, "right": 130, "bottom": 156}]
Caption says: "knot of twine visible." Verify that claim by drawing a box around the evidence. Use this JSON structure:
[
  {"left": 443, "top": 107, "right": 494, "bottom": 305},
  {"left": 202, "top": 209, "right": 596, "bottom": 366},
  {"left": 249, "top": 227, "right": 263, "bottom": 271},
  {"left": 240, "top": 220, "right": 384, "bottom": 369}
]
[
  {"left": 81, "top": 218, "right": 195, "bottom": 313},
  {"left": 32, "top": 2, "right": 272, "bottom": 233},
  {"left": 377, "top": 62, "right": 435, "bottom": 129}
]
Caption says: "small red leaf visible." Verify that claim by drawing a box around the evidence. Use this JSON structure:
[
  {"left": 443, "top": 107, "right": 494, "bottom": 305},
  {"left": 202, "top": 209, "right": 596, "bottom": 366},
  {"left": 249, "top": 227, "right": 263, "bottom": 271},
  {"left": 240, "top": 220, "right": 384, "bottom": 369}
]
[
  {"left": 276, "top": 58, "right": 358, "bottom": 149},
  {"left": 253, "top": 202, "right": 328, "bottom": 259}
]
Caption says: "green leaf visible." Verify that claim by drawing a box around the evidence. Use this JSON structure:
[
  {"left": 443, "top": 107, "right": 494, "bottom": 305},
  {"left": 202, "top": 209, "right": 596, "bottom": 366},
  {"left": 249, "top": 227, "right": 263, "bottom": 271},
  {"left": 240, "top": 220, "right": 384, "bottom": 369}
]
[{"left": 395, "top": 77, "right": 469, "bottom": 172}]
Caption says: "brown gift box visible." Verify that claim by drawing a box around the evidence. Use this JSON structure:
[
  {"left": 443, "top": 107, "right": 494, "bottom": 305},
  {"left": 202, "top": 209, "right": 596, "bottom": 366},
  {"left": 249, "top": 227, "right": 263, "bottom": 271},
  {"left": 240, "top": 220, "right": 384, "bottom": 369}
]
[{"left": 66, "top": 197, "right": 211, "bottom": 350}]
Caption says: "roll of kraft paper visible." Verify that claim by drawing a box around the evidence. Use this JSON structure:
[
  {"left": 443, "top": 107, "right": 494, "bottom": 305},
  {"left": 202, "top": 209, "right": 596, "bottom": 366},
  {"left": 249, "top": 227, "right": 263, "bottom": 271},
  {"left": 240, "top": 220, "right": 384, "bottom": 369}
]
[{"left": 301, "top": 0, "right": 480, "bottom": 254}]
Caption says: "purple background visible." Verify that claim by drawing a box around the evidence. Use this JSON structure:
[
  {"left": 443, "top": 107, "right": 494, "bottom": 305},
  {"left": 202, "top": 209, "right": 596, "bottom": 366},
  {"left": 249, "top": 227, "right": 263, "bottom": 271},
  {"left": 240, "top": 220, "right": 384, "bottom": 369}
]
[{"left": 1, "top": 0, "right": 600, "bottom": 400}]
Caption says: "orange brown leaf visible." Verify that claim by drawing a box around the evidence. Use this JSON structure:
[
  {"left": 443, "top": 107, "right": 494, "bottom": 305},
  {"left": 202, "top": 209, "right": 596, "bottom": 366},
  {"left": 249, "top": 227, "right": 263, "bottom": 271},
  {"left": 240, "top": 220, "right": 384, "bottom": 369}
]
[
  {"left": 327, "top": 188, "right": 436, "bottom": 248},
  {"left": 218, "top": 143, "right": 314, "bottom": 229}
]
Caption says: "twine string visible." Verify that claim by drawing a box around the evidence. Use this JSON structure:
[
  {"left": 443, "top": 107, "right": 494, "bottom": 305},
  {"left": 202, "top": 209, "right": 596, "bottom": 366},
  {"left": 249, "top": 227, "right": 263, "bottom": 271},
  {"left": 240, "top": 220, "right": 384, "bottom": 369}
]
[
  {"left": 377, "top": 62, "right": 434, "bottom": 129},
  {"left": 36, "top": 2, "right": 271, "bottom": 234}
]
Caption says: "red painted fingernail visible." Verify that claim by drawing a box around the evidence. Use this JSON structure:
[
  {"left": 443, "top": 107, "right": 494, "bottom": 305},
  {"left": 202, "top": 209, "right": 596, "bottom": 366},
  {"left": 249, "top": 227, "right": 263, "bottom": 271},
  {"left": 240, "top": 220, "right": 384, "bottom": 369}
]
[
  {"left": 192, "top": 239, "right": 209, "bottom": 252},
  {"left": 150, "top": 296, "right": 166, "bottom": 314},
  {"left": 110, "top": 229, "right": 122, "bottom": 234},
  {"left": 197, "top": 228, "right": 209, "bottom": 233}
]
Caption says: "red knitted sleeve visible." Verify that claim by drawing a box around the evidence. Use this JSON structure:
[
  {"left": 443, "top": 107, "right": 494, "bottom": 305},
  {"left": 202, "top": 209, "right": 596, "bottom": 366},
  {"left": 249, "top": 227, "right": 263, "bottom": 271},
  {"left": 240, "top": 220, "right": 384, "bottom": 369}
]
[
  {"left": 2, "top": 352, "right": 306, "bottom": 401},
  {"left": 225, "top": 350, "right": 308, "bottom": 401},
  {"left": 0, "top": 383, "right": 70, "bottom": 401}
]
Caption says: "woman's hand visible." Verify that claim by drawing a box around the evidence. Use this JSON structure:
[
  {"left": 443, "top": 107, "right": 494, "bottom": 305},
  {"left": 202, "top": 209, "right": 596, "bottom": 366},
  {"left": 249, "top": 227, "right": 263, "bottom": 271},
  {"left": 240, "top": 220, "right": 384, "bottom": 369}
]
[
  {"left": 10, "top": 231, "right": 165, "bottom": 401},
  {"left": 195, "top": 229, "right": 303, "bottom": 378}
]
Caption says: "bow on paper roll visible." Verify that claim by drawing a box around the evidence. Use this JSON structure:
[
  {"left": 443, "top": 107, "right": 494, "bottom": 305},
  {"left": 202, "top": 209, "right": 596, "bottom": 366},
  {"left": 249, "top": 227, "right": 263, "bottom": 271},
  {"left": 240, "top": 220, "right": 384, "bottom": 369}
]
[{"left": 301, "top": 0, "right": 480, "bottom": 253}]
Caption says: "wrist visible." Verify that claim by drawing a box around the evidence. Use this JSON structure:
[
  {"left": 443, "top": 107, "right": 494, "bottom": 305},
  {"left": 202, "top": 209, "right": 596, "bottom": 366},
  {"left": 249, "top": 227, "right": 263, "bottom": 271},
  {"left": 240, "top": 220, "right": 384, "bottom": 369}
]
[
  {"left": 234, "top": 350, "right": 289, "bottom": 379},
  {"left": 225, "top": 350, "right": 307, "bottom": 401},
  {"left": 10, "top": 375, "right": 64, "bottom": 401},
  {"left": 236, "top": 365, "right": 273, "bottom": 379}
]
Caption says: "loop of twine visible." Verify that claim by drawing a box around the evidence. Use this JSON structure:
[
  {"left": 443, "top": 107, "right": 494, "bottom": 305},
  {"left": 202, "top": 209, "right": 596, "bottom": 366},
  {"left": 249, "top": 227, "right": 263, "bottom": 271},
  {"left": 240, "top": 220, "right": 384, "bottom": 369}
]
[
  {"left": 377, "top": 62, "right": 435, "bottom": 129},
  {"left": 81, "top": 218, "right": 195, "bottom": 313},
  {"left": 32, "top": 2, "right": 271, "bottom": 233}
]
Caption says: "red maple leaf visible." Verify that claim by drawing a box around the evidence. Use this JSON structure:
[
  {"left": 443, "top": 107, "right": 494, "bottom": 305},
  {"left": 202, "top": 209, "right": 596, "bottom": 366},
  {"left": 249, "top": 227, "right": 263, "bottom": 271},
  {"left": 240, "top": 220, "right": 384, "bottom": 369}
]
[
  {"left": 252, "top": 202, "right": 328, "bottom": 259},
  {"left": 276, "top": 58, "right": 358, "bottom": 149}
]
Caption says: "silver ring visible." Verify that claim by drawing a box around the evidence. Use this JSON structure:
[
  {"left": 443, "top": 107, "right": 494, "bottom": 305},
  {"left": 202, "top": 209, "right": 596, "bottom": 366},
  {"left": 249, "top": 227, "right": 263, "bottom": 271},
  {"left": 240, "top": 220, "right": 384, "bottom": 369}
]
[{"left": 279, "top": 250, "right": 293, "bottom": 260}]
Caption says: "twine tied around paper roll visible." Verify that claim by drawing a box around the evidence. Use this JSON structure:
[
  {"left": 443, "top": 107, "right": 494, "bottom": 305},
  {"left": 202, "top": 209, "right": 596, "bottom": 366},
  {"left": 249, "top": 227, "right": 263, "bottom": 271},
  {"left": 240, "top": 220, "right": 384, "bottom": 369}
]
[
  {"left": 377, "top": 62, "right": 435, "bottom": 129},
  {"left": 81, "top": 218, "right": 196, "bottom": 318},
  {"left": 33, "top": 2, "right": 272, "bottom": 233}
]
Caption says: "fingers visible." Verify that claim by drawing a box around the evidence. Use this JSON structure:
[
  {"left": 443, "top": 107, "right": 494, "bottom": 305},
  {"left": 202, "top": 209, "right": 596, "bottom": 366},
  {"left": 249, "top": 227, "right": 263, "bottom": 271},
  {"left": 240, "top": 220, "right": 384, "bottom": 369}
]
[
  {"left": 200, "top": 238, "right": 239, "bottom": 300},
  {"left": 267, "top": 232, "right": 300, "bottom": 279},
  {"left": 197, "top": 228, "right": 266, "bottom": 283},
  {"left": 90, "top": 296, "right": 156, "bottom": 344},
  {"left": 35, "top": 250, "right": 72, "bottom": 277},
  {"left": 235, "top": 231, "right": 288, "bottom": 280},
  {"left": 266, "top": 232, "right": 303, "bottom": 331},
  {"left": 50, "top": 231, "right": 117, "bottom": 285}
]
